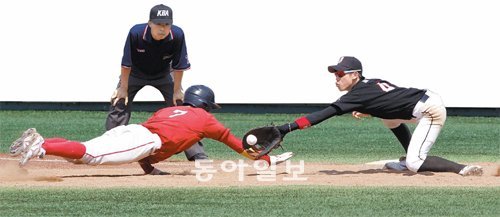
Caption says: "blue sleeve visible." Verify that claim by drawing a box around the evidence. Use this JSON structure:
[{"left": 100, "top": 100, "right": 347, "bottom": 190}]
[
  {"left": 121, "top": 31, "right": 133, "bottom": 67},
  {"left": 171, "top": 28, "right": 190, "bottom": 70}
]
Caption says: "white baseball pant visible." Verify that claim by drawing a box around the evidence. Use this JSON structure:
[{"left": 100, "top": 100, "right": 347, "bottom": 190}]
[
  {"left": 80, "top": 124, "right": 162, "bottom": 165},
  {"left": 381, "top": 90, "right": 446, "bottom": 172}
]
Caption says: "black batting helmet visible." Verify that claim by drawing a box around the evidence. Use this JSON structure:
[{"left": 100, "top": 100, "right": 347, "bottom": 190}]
[{"left": 183, "top": 85, "right": 221, "bottom": 111}]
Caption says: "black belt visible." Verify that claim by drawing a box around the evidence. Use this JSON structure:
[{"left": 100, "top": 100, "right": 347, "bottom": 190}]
[{"left": 419, "top": 93, "right": 429, "bottom": 103}]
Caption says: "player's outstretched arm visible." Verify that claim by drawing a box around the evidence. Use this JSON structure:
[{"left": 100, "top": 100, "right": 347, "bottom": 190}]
[
  {"left": 277, "top": 106, "right": 340, "bottom": 138},
  {"left": 234, "top": 136, "right": 293, "bottom": 165}
]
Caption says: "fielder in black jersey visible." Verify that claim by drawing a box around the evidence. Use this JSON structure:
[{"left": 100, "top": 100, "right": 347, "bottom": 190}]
[{"left": 276, "top": 56, "right": 483, "bottom": 176}]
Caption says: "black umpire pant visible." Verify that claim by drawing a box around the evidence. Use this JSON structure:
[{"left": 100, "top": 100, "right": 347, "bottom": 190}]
[{"left": 105, "top": 74, "right": 208, "bottom": 161}]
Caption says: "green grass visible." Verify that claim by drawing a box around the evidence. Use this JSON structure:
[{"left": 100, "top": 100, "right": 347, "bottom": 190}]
[
  {"left": 1, "top": 111, "right": 499, "bottom": 163},
  {"left": 1, "top": 111, "right": 499, "bottom": 217},
  {"left": 0, "top": 186, "right": 499, "bottom": 217}
]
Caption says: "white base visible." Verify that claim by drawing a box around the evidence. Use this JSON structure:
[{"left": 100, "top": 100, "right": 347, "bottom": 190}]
[{"left": 365, "top": 159, "right": 399, "bottom": 165}]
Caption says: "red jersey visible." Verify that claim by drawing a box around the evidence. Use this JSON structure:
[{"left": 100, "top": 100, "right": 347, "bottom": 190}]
[{"left": 141, "top": 106, "right": 244, "bottom": 163}]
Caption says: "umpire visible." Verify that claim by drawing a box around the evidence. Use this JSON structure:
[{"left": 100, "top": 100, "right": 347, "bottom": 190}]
[{"left": 105, "top": 4, "right": 208, "bottom": 160}]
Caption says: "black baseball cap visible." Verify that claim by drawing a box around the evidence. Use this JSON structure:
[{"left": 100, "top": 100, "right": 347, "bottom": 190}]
[
  {"left": 150, "top": 4, "right": 173, "bottom": 25},
  {"left": 328, "top": 56, "right": 363, "bottom": 75}
]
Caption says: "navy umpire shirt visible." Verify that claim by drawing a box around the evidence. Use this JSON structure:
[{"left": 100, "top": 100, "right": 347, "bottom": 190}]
[{"left": 121, "top": 23, "right": 190, "bottom": 80}]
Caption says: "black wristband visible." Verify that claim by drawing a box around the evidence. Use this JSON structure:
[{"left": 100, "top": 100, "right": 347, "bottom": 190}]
[{"left": 278, "top": 122, "right": 299, "bottom": 135}]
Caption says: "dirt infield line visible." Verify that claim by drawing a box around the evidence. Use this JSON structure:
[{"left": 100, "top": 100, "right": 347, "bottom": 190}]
[{"left": 1, "top": 154, "right": 498, "bottom": 188}]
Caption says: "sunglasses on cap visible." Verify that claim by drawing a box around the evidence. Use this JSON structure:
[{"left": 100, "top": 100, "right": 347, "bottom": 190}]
[{"left": 334, "top": 69, "right": 361, "bottom": 77}]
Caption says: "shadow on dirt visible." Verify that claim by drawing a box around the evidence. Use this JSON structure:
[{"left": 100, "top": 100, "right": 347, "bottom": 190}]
[
  {"left": 60, "top": 174, "right": 145, "bottom": 178},
  {"left": 319, "top": 169, "right": 434, "bottom": 176},
  {"left": 60, "top": 170, "right": 195, "bottom": 178}
]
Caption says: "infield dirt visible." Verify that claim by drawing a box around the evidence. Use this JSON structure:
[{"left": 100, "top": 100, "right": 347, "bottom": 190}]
[{"left": 0, "top": 154, "right": 498, "bottom": 188}]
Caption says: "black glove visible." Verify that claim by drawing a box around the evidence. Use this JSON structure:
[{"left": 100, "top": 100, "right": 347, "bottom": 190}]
[{"left": 242, "top": 126, "right": 283, "bottom": 158}]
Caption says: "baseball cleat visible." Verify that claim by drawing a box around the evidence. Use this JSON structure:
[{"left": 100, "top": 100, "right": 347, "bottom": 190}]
[
  {"left": 19, "top": 132, "right": 46, "bottom": 166},
  {"left": 383, "top": 161, "right": 408, "bottom": 171},
  {"left": 383, "top": 156, "right": 408, "bottom": 171},
  {"left": 10, "top": 128, "right": 38, "bottom": 156},
  {"left": 459, "top": 165, "right": 483, "bottom": 176}
]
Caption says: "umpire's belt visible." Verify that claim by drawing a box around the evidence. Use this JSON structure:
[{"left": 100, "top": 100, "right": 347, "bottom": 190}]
[{"left": 419, "top": 93, "right": 429, "bottom": 103}]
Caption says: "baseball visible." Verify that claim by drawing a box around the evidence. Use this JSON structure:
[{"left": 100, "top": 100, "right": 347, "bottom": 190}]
[{"left": 246, "top": 134, "right": 257, "bottom": 145}]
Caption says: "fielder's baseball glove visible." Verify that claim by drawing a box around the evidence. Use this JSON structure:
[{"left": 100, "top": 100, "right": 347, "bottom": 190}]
[{"left": 242, "top": 126, "right": 283, "bottom": 158}]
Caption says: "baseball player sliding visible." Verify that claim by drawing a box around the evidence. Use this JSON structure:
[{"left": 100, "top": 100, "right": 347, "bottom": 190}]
[
  {"left": 273, "top": 56, "right": 482, "bottom": 176},
  {"left": 10, "top": 85, "right": 293, "bottom": 175}
]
